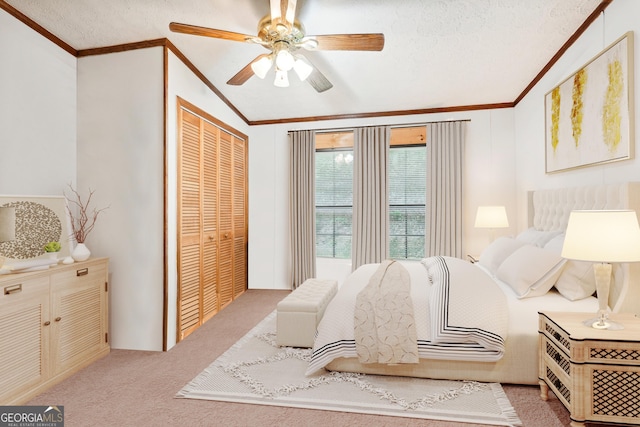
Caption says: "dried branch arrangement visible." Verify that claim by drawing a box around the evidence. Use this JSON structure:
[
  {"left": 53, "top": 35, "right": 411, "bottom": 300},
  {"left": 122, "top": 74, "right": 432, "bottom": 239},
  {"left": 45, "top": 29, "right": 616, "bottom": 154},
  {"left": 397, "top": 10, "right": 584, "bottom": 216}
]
[{"left": 65, "top": 185, "right": 108, "bottom": 244}]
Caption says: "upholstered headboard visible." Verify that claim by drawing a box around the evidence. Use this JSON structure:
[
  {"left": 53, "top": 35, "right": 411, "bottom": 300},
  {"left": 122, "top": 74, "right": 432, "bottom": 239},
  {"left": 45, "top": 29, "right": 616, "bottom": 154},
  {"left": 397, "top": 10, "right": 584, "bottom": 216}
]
[{"left": 528, "top": 182, "right": 640, "bottom": 315}]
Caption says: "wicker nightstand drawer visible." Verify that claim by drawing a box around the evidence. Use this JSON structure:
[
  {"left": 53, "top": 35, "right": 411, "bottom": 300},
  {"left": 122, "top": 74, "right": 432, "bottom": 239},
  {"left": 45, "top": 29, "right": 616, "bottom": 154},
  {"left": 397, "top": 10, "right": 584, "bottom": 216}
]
[
  {"left": 540, "top": 335, "right": 571, "bottom": 408},
  {"left": 583, "top": 341, "right": 640, "bottom": 365},
  {"left": 541, "top": 316, "right": 572, "bottom": 353}
]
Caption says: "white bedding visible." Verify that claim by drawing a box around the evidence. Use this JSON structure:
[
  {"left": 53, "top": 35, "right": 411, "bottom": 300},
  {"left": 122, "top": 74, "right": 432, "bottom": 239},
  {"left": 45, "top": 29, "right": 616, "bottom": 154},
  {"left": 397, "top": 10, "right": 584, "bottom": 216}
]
[
  {"left": 490, "top": 263, "right": 598, "bottom": 347},
  {"left": 307, "top": 257, "right": 513, "bottom": 375},
  {"left": 310, "top": 259, "right": 598, "bottom": 384}
]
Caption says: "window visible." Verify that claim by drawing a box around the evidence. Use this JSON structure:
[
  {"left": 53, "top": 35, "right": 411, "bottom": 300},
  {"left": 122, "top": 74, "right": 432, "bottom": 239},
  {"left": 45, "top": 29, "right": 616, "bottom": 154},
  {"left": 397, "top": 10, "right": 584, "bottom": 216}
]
[
  {"left": 314, "top": 127, "right": 426, "bottom": 260},
  {"left": 389, "top": 146, "right": 426, "bottom": 259},
  {"left": 315, "top": 149, "right": 353, "bottom": 258}
]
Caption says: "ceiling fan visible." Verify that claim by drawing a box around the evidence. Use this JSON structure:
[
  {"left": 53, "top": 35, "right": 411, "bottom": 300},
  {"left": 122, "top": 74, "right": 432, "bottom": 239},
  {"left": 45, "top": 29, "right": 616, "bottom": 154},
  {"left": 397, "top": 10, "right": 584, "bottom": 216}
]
[{"left": 169, "top": 0, "right": 384, "bottom": 92}]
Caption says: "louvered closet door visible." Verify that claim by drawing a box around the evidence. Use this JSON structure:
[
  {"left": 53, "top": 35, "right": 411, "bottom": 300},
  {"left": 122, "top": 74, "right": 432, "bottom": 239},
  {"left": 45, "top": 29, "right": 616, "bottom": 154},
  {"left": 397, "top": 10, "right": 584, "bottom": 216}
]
[
  {"left": 218, "top": 130, "right": 234, "bottom": 309},
  {"left": 177, "top": 99, "right": 247, "bottom": 342},
  {"left": 178, "top": 110, "right": 202, "bottom": 339},
  {"left": 233, "top": 137, "right": 247, "bottom": 298},
  {"left": 202, "top": 120, "right": 219, "bottom": 322}
]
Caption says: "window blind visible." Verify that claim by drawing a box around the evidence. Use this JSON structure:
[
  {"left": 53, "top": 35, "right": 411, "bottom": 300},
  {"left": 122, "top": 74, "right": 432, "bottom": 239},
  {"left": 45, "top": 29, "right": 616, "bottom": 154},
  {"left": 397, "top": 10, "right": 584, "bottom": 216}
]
[
  {"left": 389, "top": 146, "right": 426, "bottom": 259},
  {"left": 315, "top": 150, "right": 353, "bottom": 258}
]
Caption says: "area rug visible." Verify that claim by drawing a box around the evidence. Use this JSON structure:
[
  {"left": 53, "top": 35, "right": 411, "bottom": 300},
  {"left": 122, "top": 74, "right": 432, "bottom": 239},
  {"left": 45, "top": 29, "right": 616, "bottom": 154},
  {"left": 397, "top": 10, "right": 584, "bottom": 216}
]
[{"left": 176, "top": 311, "right": 522, "bottom": 426}]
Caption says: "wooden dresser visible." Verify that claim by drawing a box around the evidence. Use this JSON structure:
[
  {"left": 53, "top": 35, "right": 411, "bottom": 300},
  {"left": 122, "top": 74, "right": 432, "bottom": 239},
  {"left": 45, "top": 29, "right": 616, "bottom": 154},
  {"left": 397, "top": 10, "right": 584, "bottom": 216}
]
[
  {"left": 0, "top": 257, "right": 109, "bottom": 404},
  {"left": 538, "top": 311, "right": 640, "bottom": 427}
]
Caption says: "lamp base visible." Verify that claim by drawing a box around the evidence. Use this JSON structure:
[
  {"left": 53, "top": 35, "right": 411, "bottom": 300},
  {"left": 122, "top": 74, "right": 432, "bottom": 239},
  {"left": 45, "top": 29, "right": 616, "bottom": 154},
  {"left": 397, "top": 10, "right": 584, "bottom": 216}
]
[{"left": 583, "top": 317, "right": 624, "bottom": 330}]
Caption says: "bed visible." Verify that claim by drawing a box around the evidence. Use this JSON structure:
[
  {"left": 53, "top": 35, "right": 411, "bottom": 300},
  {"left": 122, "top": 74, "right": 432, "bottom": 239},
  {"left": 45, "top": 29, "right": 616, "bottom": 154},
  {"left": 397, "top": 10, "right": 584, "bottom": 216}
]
[{"left": 307, "top": 182, "right": 640, "bottom": 385}]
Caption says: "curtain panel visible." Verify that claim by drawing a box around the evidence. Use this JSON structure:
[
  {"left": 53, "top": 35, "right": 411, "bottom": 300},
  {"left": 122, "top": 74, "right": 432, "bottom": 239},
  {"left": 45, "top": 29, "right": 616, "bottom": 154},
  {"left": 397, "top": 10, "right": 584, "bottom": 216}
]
[
  {"left": 289, "top": 130, "right": 316, "bottom": 289},
  {"left": 425, "top": 121, "right": 466, "bottom": 258},
  {"left": 352, "top": 126, "right": 390, "bottom": 270}
]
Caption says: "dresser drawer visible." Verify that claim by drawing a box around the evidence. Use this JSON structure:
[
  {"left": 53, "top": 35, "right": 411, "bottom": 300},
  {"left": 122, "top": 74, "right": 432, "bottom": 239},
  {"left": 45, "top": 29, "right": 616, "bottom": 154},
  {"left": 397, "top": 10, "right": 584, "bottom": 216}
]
[
  {"left": 541, "top": 335, "right": 571, "bottom": 408},
  {"left": 540, "top": 315, "right": 571, "bottom": 354},
  {"left": 50, "top": 261, "right": 107, "bottom": 288},
  {"left": 579, "top": 340, "right": 640, "bottom": 366},
  {"left": 1, "top": 276, "right": 49, "bottom": 302}
]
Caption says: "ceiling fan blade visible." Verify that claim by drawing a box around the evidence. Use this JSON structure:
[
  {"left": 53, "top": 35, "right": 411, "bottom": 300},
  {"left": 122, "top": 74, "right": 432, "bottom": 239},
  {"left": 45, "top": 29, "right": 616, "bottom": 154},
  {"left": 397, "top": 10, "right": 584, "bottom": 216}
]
[
  {"left": 169, "top": 22, "right": 254, "bottom": 43},
  {"left": 306, "top": 67, "right": 333, "bottom": 93},
  {"left": 227, "top": 54, "right": 270, "bottom": 86},
  {"left": 283, "top": 0, "right": 297, "bottom": 25},
  {"left": 304, "top": 34, "right": 385, "bottom": 51},
  {"left": 270, "top": 0, "right": 297, "bottom": 26}
]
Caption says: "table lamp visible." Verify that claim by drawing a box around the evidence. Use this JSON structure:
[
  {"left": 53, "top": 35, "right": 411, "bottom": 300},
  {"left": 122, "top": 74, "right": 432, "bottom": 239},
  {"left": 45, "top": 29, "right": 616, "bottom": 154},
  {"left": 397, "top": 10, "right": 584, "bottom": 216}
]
[
  {"left": 475, "top": 205, "right": 509, "bottom": 242},
  {"left": 561, "top": 210, "right": 640, "bottom": 330}
]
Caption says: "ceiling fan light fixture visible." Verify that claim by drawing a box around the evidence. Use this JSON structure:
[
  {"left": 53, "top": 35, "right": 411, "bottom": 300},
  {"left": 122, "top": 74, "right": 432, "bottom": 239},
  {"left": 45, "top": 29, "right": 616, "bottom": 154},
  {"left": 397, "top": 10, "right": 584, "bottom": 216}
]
[
  {"left": 293, "top": 57, "right": 313, "bottom": 81},
  {"left": 251, "top": 55, "right": 273, "bottom": 79},
  {"left": 170, "top": 0, "right": 384, "bottom": 93},
  {"left": 275, "top": 49, "right": 295, "bottom": 71},
  {"left": 274, "top": 69, "right": 289, "bottom": 87}
]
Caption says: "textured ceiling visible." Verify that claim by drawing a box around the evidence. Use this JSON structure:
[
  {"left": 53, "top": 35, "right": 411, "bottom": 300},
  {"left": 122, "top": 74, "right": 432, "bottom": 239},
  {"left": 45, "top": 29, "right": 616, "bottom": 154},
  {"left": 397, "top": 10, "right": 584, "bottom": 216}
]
[{"left": 4, "top": 0, "right": 604, "bottom": 123}]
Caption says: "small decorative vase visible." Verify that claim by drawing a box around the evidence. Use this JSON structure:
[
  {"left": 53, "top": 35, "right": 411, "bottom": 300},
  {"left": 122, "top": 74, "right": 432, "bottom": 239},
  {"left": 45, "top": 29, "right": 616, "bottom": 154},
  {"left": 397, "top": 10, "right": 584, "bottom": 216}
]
[
  {"left": 72, "top": 243, "right": 91, "bottom": 262},
  {"left": 47, "top": 252, "right": 59, "bottom": 260}
]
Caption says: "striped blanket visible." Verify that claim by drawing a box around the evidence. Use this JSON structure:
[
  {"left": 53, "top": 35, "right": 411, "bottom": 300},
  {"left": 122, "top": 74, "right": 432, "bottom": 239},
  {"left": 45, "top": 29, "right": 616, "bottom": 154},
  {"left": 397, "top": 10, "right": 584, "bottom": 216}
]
[{"left": 306, "top": 256, "right": 508, "bottom": 375}]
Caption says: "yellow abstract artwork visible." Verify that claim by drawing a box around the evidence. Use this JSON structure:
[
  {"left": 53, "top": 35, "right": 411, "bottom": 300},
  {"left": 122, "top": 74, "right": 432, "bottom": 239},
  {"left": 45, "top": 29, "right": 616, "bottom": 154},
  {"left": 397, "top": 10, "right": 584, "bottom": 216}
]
[{"left": 544, "top": 32, "right": 634, "bottom": 173}]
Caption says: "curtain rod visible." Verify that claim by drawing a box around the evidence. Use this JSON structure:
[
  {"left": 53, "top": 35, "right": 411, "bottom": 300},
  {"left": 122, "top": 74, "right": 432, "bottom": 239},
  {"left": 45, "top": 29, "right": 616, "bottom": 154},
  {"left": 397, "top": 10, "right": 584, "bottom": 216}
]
[{"left": 291, "top": 118, "right": 471, "bottom": 134}]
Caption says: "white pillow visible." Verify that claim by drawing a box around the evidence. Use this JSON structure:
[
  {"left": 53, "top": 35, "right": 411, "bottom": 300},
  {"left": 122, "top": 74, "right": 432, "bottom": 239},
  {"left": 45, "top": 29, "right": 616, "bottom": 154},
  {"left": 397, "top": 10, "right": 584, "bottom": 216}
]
[
  {"left": 516, "top": 227, "right": 563, "bottom": 247},
  {"left": 543, "top": 234, "right": 596, "bottom": 301},
  {"left": 542, "top": 233, "right": 564, "bottom": 254},
  {"left": 496, "top": 245, "right": 567, "bottom": 298},
  {"left": 479, "top": 237, "right": 526, "bottom": 274},
  {"left": 554, "top": 262, "right": 597, "bottom": 300}
]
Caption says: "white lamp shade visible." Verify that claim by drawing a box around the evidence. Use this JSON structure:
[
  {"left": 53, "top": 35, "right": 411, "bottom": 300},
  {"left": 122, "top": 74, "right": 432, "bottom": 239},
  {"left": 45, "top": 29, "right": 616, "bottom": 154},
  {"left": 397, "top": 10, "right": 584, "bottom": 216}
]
[
  {"left": 562, "top": 210, "right": 640, "bottom": 262},
  {"left": 0, "top": 206, "right": 16, "bottom": 242},
  {"left": 275, "top": 49, "right": 295, "bottom": 71},
  {"left": 293, "top": 58, "right": 313, "bottom": 81},
  {"left": 474, "top": 206, "right": 509, "bottom": 228},
  {"left": 250, "top": 55, "right": 273, "bottom": 79},
  {"left": 274, "top": 69, "right": 289, "bottom": 87}
]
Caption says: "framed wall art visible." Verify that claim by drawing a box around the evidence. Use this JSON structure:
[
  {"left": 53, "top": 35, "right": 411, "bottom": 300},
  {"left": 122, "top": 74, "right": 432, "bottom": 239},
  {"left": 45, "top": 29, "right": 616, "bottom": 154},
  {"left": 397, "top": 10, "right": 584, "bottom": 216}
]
[
  {"left": 545, "top": 31, "right": 634, "bottom": 173},
  {"left": 0, "top": 195, "right": 73, "bottom": 260}
]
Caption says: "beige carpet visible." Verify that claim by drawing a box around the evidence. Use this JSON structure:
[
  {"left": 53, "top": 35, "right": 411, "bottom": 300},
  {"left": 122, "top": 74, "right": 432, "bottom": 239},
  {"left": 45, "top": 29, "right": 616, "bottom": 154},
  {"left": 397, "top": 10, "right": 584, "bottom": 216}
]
[
  {"left": 177, "top": 311, "right": 522, "bottom": 426},
  {"left": 25, "top": 289, "right": 594, "bottom": 426}
]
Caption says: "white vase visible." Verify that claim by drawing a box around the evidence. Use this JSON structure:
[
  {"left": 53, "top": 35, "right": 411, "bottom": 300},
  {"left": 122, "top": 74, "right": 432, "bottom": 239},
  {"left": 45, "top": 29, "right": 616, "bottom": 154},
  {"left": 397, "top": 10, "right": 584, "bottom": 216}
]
[{"left": 72, "top": 243, "right": 91, "bottom": 262}]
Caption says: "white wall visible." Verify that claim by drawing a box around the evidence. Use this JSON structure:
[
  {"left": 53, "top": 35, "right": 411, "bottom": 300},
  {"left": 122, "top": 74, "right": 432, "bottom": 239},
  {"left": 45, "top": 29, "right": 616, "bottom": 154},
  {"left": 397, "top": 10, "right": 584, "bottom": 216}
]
[
  {"left": 0, "top": 10, "right": 76, "bottom": 194},
  {"left": 165, "top": 50, "right": 251, "bottom": 349},
  {"left": 248, "top": 109, "right": 517, "bottom": 289},
  {"left": 77, "top": 47, "right": 253, "bottom": 351},
  {"left": 514, "top": 0, "right": 640, "bottom": 229},
  {"left": 77, "top": 47, "right": 166, "bottom": 351},
  {"left": 10, "top": 0, "right": 640, "bottom": 352}
]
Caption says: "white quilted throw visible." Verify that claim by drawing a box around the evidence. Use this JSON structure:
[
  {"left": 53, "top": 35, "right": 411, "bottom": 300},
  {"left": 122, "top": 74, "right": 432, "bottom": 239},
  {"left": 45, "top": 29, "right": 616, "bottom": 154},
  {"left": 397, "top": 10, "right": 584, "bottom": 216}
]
[
  {"left": 354, "top": 260, "right": 418, "bottom": 364},
  {"left": 423, "top": 256, "right": 508, "bottom": 355}
]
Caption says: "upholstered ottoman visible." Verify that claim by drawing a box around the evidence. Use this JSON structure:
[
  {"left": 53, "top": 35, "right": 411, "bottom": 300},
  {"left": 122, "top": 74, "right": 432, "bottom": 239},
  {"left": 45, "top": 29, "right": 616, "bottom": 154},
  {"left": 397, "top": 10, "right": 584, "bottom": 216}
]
[{"left": 276, "top": 278, "right": 338, "bottom": 348}]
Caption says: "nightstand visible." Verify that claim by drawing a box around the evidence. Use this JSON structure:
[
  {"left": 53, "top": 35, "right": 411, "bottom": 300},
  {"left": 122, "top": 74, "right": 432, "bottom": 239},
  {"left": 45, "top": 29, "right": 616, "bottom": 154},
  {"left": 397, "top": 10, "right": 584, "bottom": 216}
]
[{"left": 538, "top": 311, "right": 640, "bottom": 427}]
